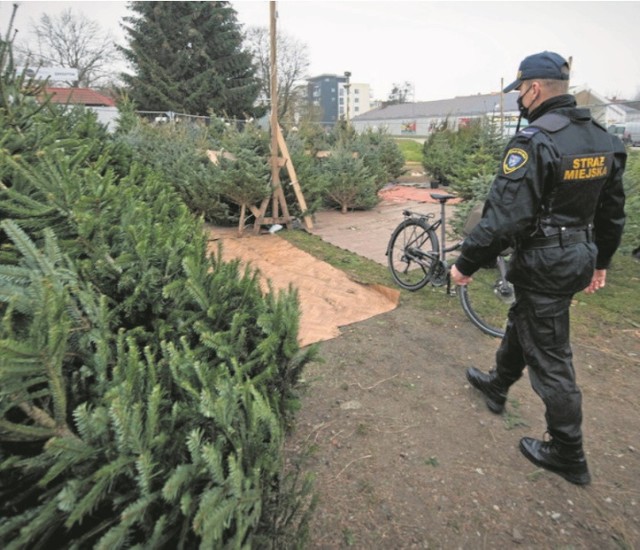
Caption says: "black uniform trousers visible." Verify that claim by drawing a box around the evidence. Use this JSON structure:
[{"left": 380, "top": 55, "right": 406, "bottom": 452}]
[{"left": 494, "top": 287, "right": 583, "bottom": 446}]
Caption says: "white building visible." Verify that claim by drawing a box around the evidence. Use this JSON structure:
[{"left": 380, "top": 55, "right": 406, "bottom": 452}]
[
  {"left": 351, "top": 88, "right": 639, "bottom": 138},
  {"left": 352, "top": 92, "right": 521, "bottom": 137},
  {"left": 339, "top": 82, "right": 372, "bottom": 120},
  {"left": 572, "top": 87, "right": 628, "bottom": 127}
]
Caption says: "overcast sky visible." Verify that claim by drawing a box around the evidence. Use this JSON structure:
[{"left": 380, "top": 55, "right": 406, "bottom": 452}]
[{"left": 3, "top": 1, "right": 639, "bottom": 101}]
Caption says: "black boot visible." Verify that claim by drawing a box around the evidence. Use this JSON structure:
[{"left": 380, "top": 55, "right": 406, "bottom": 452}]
[
  {"left": 519, "top": 437, "right": 591, "bottom": 485},
  {"left": 466, "top": 367, "right": 507, "bottom": 414}
]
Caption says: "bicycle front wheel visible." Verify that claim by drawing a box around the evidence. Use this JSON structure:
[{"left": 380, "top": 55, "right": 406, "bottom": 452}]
[
  {"left": 387, "top": 218, "right": 439, "bottom": 291},
  {"left": 458, "top": 256, "right": 513, "bottom": 338}
]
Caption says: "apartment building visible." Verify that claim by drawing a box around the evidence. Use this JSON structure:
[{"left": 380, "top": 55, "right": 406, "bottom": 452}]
[{"left": 307, "top": 74, "right": 371, "bottom": 127}]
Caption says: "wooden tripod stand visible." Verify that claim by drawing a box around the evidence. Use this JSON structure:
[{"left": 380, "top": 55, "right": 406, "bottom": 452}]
[
  {"left": 250, "top": 124, "right": 312, "bottom": 233},
  {"left": 250, "top": 1, "right": 312, "bottom": 234}
]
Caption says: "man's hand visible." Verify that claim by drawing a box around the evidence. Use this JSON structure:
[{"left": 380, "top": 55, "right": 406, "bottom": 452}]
[
  {"left": 584, "top": 269, "right": 607, "bottom": 294},
  {"left": 451, "top": 265, "right": 473, "bottom": 286}
]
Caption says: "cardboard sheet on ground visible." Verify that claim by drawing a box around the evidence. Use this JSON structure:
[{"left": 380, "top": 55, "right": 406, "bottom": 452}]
[{"left": 207, "top": 229, "right": 400, "bottom": 347}]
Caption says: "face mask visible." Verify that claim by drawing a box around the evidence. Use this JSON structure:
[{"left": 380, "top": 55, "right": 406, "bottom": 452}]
[{"left": 517, "top": 85, "right": 534, "bottom": 119}]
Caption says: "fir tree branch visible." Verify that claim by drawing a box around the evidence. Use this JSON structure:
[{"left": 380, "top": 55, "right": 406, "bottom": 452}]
[
  {"left": 17, "top": 401, "right": 56, "bottom": 429},
  {"left": 17, "top": 401, "right": 78, "bottom": 440},
  {"left": 0, "top": 418, "right": 55, "bottom": 440}
]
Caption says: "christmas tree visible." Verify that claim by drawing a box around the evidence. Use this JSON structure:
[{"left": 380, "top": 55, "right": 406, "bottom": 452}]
[
  {"left": 1, "top": 16, "right": 314, "bottom": 546},
  {"left": 120, "top": 1, "right": 260, "bottom": 118}
]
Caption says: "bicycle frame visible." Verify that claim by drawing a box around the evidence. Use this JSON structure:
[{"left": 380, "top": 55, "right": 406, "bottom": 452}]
[
  {"left": 389, "top": 193, "right": 512, "bottom": 338},
  {"left": 431, "top": 195, "right": 462, "bottom": 291}
]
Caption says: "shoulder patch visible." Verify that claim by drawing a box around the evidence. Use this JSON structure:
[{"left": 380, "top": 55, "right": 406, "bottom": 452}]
[{"left": 503, "top": 148, "right": 529, "bottom": 174}]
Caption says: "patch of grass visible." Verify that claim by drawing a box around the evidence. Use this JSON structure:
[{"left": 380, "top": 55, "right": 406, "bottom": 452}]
[
  {"left": 395, "top": 138, "right": 424, "bottom": 163},
  {"left": 356, "top": 423, "right": 368, "bottom": 436},
  {"left": 620, "top": 149, "right": 640, "bottom": 255},
  {"left": 424, "top": 456, "right": 439, "bottom": 467},
  {"left": 526, "top": 469, "right": 545, "bottom": 482},
  {"left": 303, "top": 443, "right": 320, "bottom": 458},
  {"left": 343, "top": 528, "right": 356, "bottom": 546},
  {"left": 357, "top": 479, "right": 373, "bottom": 495},
  {"left": 279, "top": 229, "right": 390, "bottom": 286},
  {"left": 570, "top": 255, "right": 640, "bottom": 333},
  {"left": 280, "top": 227, "right": 639, "bottom": 337},
  {"left": 447, "top": 518, "right": 462, "bottom": 534},
  {"left": 504, "top": 399, "right": 528, "bottom": 430},
  {"left": 280, "top": 228, "right": 461, "bottom": 316}
]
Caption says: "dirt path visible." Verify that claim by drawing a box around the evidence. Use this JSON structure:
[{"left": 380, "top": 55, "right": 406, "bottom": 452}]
[{"left": 287, "top": 297, "right": 640, "bottom": 548}]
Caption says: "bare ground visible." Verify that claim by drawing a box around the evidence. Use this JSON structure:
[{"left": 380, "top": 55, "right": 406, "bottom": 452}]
[{"left": 286, "top": 295, "right": 640, "bottom": 549}]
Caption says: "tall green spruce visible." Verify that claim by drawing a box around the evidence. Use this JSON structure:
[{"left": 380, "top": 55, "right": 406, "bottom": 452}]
[
  {"left": 0, "top": 25, "right": 314, "bottom": 548},
  {"left": 120, "top": 1, "right": 260, "bottom": 118}
]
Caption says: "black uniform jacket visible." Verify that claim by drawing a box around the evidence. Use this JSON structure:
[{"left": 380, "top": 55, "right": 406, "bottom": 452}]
[{"left": 455, "top": 95, "right": 626, "bottom": 296}]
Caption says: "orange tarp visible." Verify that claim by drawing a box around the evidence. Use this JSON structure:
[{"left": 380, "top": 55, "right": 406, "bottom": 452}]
[{"left": 207, "top": 229, "right": 400, "bottom": 347}]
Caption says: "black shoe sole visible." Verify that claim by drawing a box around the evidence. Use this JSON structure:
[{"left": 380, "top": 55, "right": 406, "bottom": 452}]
[
  {"left": 485, "top": 399, "right": 505, "bottom": 415},
  {"left": 466, "top": 370, "right": 505, "bottom": 414},
  {"left": 519, "top": 440, "right": 591, "bottom": 486}
]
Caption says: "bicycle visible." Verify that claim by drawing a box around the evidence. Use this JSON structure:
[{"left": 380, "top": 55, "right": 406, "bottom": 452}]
[{"left": 385, "top": 192, "right": 514, "bottom": 338}]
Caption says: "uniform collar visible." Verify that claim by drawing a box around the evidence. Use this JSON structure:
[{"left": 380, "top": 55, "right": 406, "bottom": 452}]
[{"left": 527, "top": 94, "right": 577, "bottom": 123}]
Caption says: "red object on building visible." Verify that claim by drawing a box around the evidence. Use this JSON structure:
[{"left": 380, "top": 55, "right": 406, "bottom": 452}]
[
  {"left": 401, "top": 120, "right": 417, "bottom": 133},
  {"left": 44, "top": 87, "right": 116, "bottom": 107}
]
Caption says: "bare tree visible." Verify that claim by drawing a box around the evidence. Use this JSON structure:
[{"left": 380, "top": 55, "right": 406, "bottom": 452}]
[
  {"left": 244, "top": 26, "right": 309, "bottom": 124},
  {"left": 386, "top": 81, "right": 414, "bottom": 105},
  {"left": 15, "top": 8, "right": 120, "bottom": 87}
]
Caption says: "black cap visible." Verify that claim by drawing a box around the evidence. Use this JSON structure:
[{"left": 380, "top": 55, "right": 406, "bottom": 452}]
[{"left": 503, "top": 51, "right": 570, "bottom": 93}]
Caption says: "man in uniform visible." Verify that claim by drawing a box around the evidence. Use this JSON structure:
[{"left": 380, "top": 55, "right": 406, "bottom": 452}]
[{"left": 451, "top": 51, "right": 626, "bottom": 485}]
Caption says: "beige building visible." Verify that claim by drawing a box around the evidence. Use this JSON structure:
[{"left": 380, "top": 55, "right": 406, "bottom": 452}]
[{"left": 339, "top": 82, "right": 372, "bottom": 120}]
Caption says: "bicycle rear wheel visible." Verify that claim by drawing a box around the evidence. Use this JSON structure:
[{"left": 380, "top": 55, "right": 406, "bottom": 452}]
[
  {"left": 458, "top": 256, "right": 513, "bottom": 338},
  {"left": 387, "top": 218, "right": 439, "bottom": 291}
]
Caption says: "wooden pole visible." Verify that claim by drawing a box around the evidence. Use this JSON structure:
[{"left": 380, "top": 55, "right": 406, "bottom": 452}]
[
  {"left": 269, "top": 1, "right": 282, "bottom": 221},
  {"left": 271, "top": 2, "right": 291, "bottom": 226},
  {"left": 277, "top": 125, "right": 312, "bottom": 229},
  {"left": 252, "top": 1, "right": 311, "bottom": 232}
]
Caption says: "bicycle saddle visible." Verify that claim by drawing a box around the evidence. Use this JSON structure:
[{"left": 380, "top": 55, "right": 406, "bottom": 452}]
[{"left": 430, "top": 193, "right": 457, "bottom": 202}]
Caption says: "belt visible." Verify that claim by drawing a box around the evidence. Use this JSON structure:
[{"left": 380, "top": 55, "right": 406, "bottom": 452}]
[{"left": 520, "top": 229, "right": 591, "bottom": 250}]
